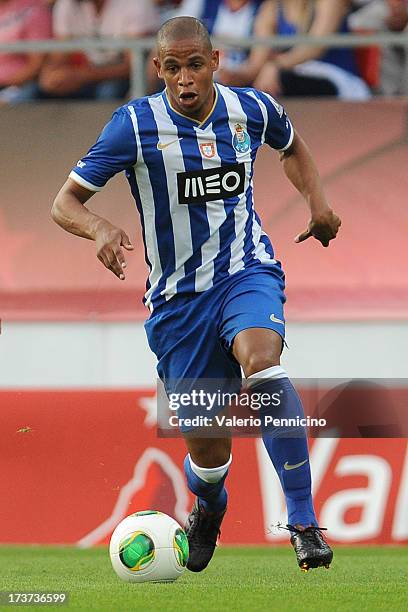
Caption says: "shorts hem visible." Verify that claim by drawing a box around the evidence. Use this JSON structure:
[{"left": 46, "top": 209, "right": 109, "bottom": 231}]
[{"left": 225, "top": 322, "right": 285, "bottom": 352}]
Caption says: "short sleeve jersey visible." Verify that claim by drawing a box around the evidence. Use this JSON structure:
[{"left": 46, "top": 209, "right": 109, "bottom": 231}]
[{"left": 70, "top": 84, "right": 294, "bottom": 312}]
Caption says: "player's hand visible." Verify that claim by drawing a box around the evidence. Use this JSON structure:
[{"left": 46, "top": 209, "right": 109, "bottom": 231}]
[
  {"left": 294, "top": 209, "right": 341, "bottom": 247},
  {"left": 94, "top": 221, "right": 134, "bottom": 280}
]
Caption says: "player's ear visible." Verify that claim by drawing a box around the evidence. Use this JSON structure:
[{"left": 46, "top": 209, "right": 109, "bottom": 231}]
[
  {"left": 153, "top": 56, "right": 163, "bottom": 79},
  {"left": 211, "top": 49, "right": 220, "bottom": 72}
]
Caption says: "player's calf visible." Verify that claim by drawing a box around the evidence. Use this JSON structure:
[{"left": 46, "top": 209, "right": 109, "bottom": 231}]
[{"left": 183, "top": 454, "right": 231, "bottom": 571}]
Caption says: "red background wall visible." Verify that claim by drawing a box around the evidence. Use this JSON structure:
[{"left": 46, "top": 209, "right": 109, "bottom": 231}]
[
  {"left": 1, "top": 100, "right": 407, "bottom": 322},
  {"left": 1, "top": 390, "right": 407, "bottom": 546}
]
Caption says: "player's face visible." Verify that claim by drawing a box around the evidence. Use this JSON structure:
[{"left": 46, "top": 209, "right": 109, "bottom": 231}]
[{"left": 154, "top": 39, "right": 219, "bottom": 122}]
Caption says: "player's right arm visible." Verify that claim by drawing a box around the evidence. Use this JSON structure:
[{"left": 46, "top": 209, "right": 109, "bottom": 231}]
[
  {"left": 52, "top": 179, "right": 133, "bottom": 280},
  {"left": 51, "top": 107, "right": 137, "bottom": 280}
]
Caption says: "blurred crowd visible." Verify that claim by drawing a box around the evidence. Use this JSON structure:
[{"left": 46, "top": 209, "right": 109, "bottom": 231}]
[{"left": 1, "top": 0, "right": 408, "bottom": 104}]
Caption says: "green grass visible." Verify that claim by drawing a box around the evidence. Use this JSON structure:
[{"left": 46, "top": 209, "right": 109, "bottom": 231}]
[{"left": 0, "top": 546, "right": 406, "bottom": 611}]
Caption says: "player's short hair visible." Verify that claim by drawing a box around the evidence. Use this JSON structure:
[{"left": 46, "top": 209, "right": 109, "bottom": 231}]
[{"left": 157, "top": 16, "right": 212, "bottom": 55}]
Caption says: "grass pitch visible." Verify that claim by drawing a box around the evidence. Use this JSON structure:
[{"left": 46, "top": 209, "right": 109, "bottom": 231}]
[{"left": 0, "top": 546, "right": 406, "bottom": 611}]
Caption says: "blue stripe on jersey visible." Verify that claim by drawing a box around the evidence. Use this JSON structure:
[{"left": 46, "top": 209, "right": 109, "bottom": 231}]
[
  {"left": 126, "top": 167, "right": 152, "bottom": 297},
  {"left": 261, "top": 233, "right": 275, "bottom": 259},
  {"left": 137, "top": 103, "right": 176, "bottom": 302},
  {"left": 70, "top": 108, "right": 137, "bottom": 190},
  {"left": 252, "top": 90, "right": 292, "bottom": 151}
]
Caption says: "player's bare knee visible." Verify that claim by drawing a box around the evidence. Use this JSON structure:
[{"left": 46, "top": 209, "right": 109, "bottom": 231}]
[
  {"left": 244, "top": 351, "right": 281, "bottom": 378},
  {"left": 187, "top": 438, "right": 231, "bottom": 468}
]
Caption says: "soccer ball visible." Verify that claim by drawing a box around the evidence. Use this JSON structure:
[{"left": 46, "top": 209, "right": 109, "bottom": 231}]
[{"left": 109, "top": 510, "right": 189, "bottom": 583}]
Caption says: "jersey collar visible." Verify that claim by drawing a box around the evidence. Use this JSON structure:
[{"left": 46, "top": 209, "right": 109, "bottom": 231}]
[{"left": 162, "top": 84, "right": 219, "bottom": 130}]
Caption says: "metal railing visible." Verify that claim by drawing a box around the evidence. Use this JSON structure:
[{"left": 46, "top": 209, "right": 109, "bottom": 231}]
[{"left": 1, "top": 32, "right": 408, "bottom": 98}]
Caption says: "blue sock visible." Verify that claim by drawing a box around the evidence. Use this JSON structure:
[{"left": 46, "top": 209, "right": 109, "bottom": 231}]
[
  {"left": 183, "top": 455, "right": 228, "bottom": 513},
  {"left": 251, "top": 368, "right": 317, "bottom": 527}
]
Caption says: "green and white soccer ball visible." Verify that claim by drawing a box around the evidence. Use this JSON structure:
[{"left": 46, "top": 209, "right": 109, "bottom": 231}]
[{"left": 109, "top": 511, "right": 189, "bottom": 583}]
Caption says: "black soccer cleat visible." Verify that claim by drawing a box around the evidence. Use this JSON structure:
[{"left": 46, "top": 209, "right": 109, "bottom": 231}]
[
  {"left": 289, "top": 525, "right": 333, "bottom": 572},
  {"left": 184, "top": 499, "right": 226, "bottom": 572}
]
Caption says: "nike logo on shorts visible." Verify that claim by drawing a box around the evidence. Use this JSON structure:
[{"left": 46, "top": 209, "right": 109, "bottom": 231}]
[
  {"left": 270, "top": 314, "right": 285, "bottom": 325},
  {"left": 284, "top": 459, "right": 308, "bottom": 471}
]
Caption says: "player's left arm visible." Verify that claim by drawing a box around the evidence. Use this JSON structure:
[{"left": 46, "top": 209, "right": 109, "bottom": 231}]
[
  {"left": 258, "top": 90, "right": 341, "bottom": 247},
  {"left": 280, "top": 131, "right": 341, "bottom": 247}
]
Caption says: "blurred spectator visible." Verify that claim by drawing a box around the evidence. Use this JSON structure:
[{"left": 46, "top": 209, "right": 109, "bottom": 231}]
[
  {"left": 349, "top": 0, "right": 408, "bottom": 94},
  {"left": 0, "top": 0, "right": 52, "bottom": 104},
  {"left": 217, "top": 0, "right": 371, "bottom": 99},
  {"left": 40, "top": 0, "right": 159, "bottom": 100},
  {"left": 177, "top": 0, "right": 265, "bottom": 71},
  {"left": 147, "top": 0, "right": 264, "bottom": 93},
  {"left": 154, "top": 0, "right": 183, "bottom": 24}
]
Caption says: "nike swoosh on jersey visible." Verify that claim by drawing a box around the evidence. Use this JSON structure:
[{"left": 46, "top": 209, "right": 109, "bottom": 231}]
[
  {"left": 270, "top": 314, "right": 285, "bottom": 325},
  {"left": 283, "top": 459, "right": 308, "bottom": 471},
  {"left": 157, "top": 138, "right": 183, "bottom": 150}
]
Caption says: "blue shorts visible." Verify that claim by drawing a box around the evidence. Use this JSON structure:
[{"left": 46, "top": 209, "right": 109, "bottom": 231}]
[{"left": 144, "top": 263, "right": 286, "bottom": 405}]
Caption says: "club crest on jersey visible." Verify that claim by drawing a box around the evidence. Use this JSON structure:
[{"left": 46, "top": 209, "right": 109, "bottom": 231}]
[
  {"left": 232, "top": 123, "right": 250, "bottom": 154},
  {"left": 199, "top": 142, "right": 216, "bottom": 159}
]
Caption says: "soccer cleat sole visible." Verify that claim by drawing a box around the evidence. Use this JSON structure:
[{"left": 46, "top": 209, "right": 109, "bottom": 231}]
[
  {"left": 299, "top": 559, "right": 332, "bottom": 572},
  {"left": 186, "top": 555, "right": 213, "bottom": 573}
]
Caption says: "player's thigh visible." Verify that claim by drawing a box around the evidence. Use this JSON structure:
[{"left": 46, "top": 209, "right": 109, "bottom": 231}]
[
  {"left": 219, "top": 266, "right": 286, "bottom": 376},
  {"left": 233, "top": 328, "right": 283, "bottom": 377},
  {"left": 144, "top": 298, "right": 241, "bottom": 382},
  {"left": 144, "top": 295, "right": 241, "bottom": 440}
]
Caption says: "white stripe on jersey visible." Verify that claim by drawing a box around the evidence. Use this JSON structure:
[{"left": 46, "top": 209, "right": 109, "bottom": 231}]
[
  {"left": 127, "top": 105, "right": 162, "bottom": 311},
  {"left": 254, "top": 226, "right": 277, "bottom": 264},
  {"left": 216, "top": 84, "right": 251, "bottom": 275},
  {"left": 148, "top": 96, "right": 194, "bottom": 301},
  {"left": 194, "top": 123, "right": 228, "bottom": 293}
]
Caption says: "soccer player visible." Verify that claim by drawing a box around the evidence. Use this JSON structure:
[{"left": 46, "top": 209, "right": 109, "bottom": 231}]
[{"left": 52, "top": 16, "right": 341, "bottom": 572}]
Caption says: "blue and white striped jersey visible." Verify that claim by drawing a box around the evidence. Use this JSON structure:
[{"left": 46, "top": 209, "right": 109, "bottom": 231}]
[{"left": 70, "top": 83, "right": 294, "bottom": 312}]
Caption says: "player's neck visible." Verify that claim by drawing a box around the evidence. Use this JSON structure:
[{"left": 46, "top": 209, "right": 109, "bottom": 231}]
[
  {"left": 194, "top": 86, "right": 217, "bottom": 123},
  {"left": 167, "top": 85, "right": 217, "bottom": 125}
]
